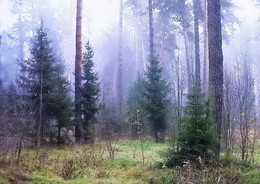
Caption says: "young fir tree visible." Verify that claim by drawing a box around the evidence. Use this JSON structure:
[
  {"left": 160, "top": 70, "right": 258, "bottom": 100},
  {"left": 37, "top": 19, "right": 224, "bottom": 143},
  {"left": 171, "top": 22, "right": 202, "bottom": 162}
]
[
  {"left": 165, "top": 84, "right": 215, "bottom": 167},
  {"left": 127, "top": 75, "right": 148, "bottom": 138},
  {"left": 47, "top": 66, "right": 73, "bottom": 144},
  {"left": 19, "top": 21, "right": 72, "bottom": 146},
  {"left": 81, "top": 41, "right": 101, "bottom": 141},
  {"left": 144, "top": 56, "right": 169, "bottom": 142}
]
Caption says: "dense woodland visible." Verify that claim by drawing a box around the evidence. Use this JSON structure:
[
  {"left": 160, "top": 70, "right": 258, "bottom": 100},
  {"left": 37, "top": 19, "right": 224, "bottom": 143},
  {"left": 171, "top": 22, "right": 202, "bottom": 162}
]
[{"left": 0, "top": 0, "right": 259, "bottom": 183}]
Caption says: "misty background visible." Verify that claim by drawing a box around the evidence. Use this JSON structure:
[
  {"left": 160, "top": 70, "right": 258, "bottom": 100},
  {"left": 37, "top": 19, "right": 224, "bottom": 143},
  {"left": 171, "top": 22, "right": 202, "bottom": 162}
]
[{"left": 0, "top": 0, "right": 259, "bottom": 94}]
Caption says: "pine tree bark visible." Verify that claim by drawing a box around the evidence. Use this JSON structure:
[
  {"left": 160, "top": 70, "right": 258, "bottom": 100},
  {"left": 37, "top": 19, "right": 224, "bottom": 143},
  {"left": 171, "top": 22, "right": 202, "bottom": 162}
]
[
  {"left": 193, "top": 0, "right": 201, "bottom": 84},
  {"left": 208, "top": 0, "right": 224, "bottom": 159},
  {"left": 118, "top": 0, "right": 123, "bottom": 110},
  {"left": 75, "top": 0, "right": 84, "bottom": 142},
  {"left": 37, "top": 73, "right": 43, "bottom": 148},
  {"left": 148, "top": 0, "right": 154, "bottom": 61},
  {"left": 176, "top": 57, "right": 181, "bottom": 151},
  {"left": 203, "top": 0, "right": 209, "bottom": 92},
  {"left": 183, "top": 28, "right": 192, "bottom": 90},
  {"left": 148, "top": 0, "right": 159, "bottom": 142},
  {"left": 180, "top": 0, "right": 192, "bottom": 90}
]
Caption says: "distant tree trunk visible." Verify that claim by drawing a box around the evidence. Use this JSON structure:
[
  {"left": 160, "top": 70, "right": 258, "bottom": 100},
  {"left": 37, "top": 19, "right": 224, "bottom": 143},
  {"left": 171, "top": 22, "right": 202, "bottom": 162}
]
[
  {"left": 149, "top": 0, "right": 156, "bottom": 141},
  {"left": 18, "top": 13, "right": 25, "bottom": 62},
  {"left": 208, "top": 0, "right": 224, "bottom": 159},
  {"left": 75, "top": 0, "right": 84, "bottom": 142},
  {"left": 193, "top": 0, "right": 201, "bottom": 84},
  {"left": 37, "top": 73, "right": 43, "bottom": 148},
  {"left": 113, "top": 63, "right": 117, "bottom": 98},
  {"left": 0, "top": 35, "right": 2, "bottom": 90},
  {"left": 118, "top": 0, "right": 123, "bottom": 110},
  {"left": 148, "top": 0, "right": 161, "bottom": 143},
  {"left": 176, "top": 56, "right": 181, "bottom": 151},
  {"left": 148, "top": 0, "right": 154, "bottom": 61},
  {"left": 141, "top": 35, "right": 146, "bottom": 72},
  {"left": 223, "top": 70, "right": 231, "bottom": 151},
  {"left": 134, "top": 29, "right": 140, "bottom": 77},
  {"left": 159, "top": 34, "right": 165, "bottom": 66},
  {"left": 183, "top": 28, "right": 192, "bottom": 90},
  {"left": 203, "top": 0, "right": 209, "bottom": 91},
  {"left": 31, "top": 2, "right": 36, "bottom": 36},
  {"left": 148, "top": 0, "right": 155, "bottom": 141},
  {"left": 179, "top": 0, "right": 192, "bottom": 91},
  {"left": 57, "top": 125, "right": 62, "bottom": 144}
]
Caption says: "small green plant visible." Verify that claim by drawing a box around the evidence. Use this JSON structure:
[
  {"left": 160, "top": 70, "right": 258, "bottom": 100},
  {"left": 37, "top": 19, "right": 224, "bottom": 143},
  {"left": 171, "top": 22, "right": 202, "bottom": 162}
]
[
  {"left": 239, "top": 169, "right": 260, "bottom": 184},
  {"left": 164, "top": 84, "right": 215, "bottom": 167}
]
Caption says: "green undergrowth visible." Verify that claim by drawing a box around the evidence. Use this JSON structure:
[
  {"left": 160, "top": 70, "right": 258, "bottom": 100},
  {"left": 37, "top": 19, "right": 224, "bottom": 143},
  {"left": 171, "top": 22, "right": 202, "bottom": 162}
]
[
  {"left": 0, "top": 139, "right": 259, "bottom": 184},
  {"left": 238, "top": 169, "right": 260, "bottom": 184},
  {"left": 0, "top": 178, "right": 9, "bottom": 184}
]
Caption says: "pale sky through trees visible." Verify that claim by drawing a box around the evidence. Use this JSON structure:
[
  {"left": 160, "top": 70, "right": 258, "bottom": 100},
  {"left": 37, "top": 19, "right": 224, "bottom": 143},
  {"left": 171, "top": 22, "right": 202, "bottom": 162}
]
[
  {"left": 0, "top": 0, "right": 259, "bottom": 91},
  {"left": 0, "top": 0, "right": 259, "bottom": 32}
]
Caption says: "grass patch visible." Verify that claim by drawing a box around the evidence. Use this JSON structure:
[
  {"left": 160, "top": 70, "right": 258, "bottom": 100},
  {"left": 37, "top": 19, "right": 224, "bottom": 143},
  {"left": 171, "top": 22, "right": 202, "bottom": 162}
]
[
  {"left": 30, "top": 172, "right": 64, "bottom": 184},
  {"left": 0, "top": 178, "right": 10, "bottom": 184},
  {"left": 0, "top": 139, "right": 259, "bottom": 184},
  {"left": 239, "top": 169, "right": 260, "bottom": 184}
]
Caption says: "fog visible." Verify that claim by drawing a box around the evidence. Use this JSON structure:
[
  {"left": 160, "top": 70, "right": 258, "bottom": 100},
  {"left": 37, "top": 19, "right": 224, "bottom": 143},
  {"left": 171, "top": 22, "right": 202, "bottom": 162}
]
[
  {"left": 0, "top": 1, "right": 260, "bottom": 182},
  {"left": 0, "top": 0, "right": 259, "bottom": 87},
  {"left": 0, "top": 0, "right": 259, "bottom": 140}
]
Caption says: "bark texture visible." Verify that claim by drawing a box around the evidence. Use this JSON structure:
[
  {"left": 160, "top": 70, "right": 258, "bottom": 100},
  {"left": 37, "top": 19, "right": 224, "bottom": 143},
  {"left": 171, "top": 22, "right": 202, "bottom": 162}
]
[
  {"left": 148, "top": 0, "right": 154, "bottom": 60},
  {"left": 193, "top": 0, "right": 201, "bottom": 83},
  {"left": 208, "top": 0, "right": 224, "bottom": 159},
  {"left": 203, "top": 0, "right": 209, "bottom": 91},
  {"left": 75, "top": 0, "right": 84, "bottom": 142},
  {"left": 180, "top": 0, "right": 192, "bottom": 90}
]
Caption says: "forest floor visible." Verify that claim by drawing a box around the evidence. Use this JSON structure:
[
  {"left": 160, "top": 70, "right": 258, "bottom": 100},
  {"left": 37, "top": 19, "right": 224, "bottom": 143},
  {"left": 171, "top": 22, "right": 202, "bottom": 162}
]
[{"left": 0, "top": 140, "right": 259, "bottom": 184}]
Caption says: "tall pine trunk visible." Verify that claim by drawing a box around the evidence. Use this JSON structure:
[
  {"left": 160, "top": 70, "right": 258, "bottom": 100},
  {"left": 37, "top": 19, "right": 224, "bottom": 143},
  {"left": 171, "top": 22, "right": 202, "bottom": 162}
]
[
  {"left": 148, "top": 0, "right": 159, "bottom": 142},
  {"left": 134, "top": 29, "right": 140, "bottom": 78},
  {"left": 203, "top": 0, "right": 209, "bottom": 91},
  {"left": 193, "top": 0, "right": 201, "bottom": 84},
  {"left": 148, "top": 0, "right": 154, "bottom": 61},
  {"left": 118, "top": 0, "right": 123, "bottom": 110},
  {"left": 183, "top": 28, "right": 192, "bottom": 90},
  {"left": 75, "top": 0, "right": 84, "bottom": 142},
  {"left": 208, "top": 0, "right": 224, "bottom": 159},
  {"left": 18, "top": 13, "right": 25, "bottom": 62},
  {"left": 141, "top": 35, "right": 146, "bottom": 72},
  {"left": 180, "top": 0, "right": 192, "bottom": 90}
]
